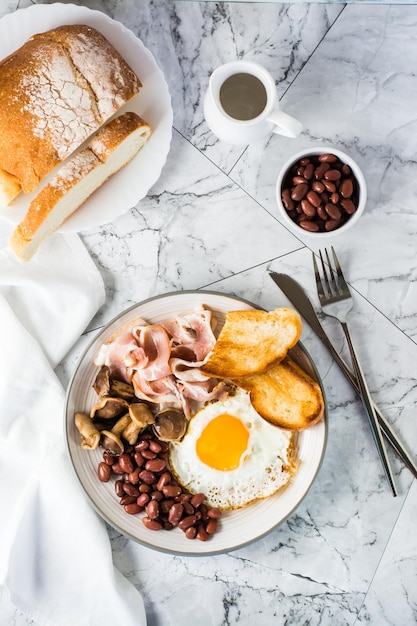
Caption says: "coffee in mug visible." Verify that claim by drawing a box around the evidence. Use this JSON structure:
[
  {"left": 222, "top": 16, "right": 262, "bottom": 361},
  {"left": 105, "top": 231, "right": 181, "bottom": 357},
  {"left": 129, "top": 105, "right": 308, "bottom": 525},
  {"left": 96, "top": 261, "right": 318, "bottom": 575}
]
[
  {"left": 204, "top": 60, "right": 302, "bottom": 145},
  {"left": 219, "top": 73, "right": 267, "bottom": 120}
]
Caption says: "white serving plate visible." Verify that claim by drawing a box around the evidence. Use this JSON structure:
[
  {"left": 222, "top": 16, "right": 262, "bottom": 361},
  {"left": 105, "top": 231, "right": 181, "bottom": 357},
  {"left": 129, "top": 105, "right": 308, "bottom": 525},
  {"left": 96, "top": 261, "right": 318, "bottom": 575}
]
[
  {"left": 65, "top": 291, "right": 328, "bottom": 555},
  {"left": 0, "top": 2, "right": 173, "bottom": 232}
]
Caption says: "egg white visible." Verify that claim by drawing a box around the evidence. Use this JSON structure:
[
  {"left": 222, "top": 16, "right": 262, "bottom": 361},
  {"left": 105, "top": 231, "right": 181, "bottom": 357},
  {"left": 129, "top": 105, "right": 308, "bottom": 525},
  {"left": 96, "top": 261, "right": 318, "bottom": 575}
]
[{"left": 169, "top": 389, "right": 295, "bottom": 510}]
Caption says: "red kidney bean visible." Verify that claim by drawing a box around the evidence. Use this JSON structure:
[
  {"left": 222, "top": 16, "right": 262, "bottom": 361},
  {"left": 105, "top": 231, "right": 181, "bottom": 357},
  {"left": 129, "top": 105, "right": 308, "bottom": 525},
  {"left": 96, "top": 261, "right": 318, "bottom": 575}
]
[
  {"left": 185, "top": 526, "right": 197, "bottom": 540},
  {"left": 137, "top": 493, "right": 150, "bottom": 507},
  {"left": 94, "top": 427, "right": 222, "bottom": 541},
  {"left": 156, "top": 471, "right": 172, "bottom": 491},
  {"left": 162, "top": 485, "right": 182, "bottom": 498},
  {"left": 124, "top": 503, "right": 143, "bottom": 515},
  {"left": 120, "top": 495, "right": 137, "bottom": 506},
  {"left": 178, "top": 515, "right": 198, "bottom": 531},
  {"left": 123, "top": 483, "right": 140, "bottom": 497},
  {"left": 206, "top": 519, "right": 218, "bottom": 534},
  {"left": 196, "top": 525, "right": 208, "bottom": 542},
  {"left": 291, "top": 183, "right": 308, "bottom": 201},
  {"left": 168, "top": 503, "right": 184, "bottom": 526},
  {"left": 146, "top": 500, "right": 160, "bottom": 520},
  {"left": 145, "top": 458, "right": 166, "bottom": 473},
  {"left": 98, "top": 462, "right": 111, "bottom": 482},
  {"left": 118, "top": 453, "right": 134, "bottom": 473},
  {"left": 142, "top": 517, "right": 163, "bottom": 531},
  {"left": 281, "top": 153, "right": 360, "bottom": 233},
  {"left": 190, "top": 493, "right": 205, "bottom": 508},
  {"left": 139, "top": 470, "right": 156, "bottom": 484}
]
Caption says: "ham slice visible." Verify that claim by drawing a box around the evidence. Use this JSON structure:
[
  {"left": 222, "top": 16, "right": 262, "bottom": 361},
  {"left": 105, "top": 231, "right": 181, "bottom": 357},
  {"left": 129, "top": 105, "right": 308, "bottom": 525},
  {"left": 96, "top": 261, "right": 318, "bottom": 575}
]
[{"left": 94, "top": 307, "right": 227, "bottom": 416}]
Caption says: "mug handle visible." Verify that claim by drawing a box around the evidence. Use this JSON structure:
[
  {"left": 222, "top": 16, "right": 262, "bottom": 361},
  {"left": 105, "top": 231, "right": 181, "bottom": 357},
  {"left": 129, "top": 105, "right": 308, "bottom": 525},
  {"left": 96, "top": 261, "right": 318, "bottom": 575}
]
[{"left": 266, "top": 108, "right": 303, "bottom": 139}]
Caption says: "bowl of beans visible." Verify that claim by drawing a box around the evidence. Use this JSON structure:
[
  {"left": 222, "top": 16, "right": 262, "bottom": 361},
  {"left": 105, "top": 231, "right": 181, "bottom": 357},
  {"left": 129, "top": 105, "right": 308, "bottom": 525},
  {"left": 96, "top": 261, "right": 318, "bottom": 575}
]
[{"left": 276, "top": 146, "right": 367, "bottom": 237}]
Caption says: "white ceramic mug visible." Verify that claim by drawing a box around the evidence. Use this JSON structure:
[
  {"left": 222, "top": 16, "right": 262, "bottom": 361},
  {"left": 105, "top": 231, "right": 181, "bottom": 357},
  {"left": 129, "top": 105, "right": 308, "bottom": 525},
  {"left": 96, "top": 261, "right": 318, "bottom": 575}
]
[{"left": 203, "top": 60, "right": 303, "bottom": 145}]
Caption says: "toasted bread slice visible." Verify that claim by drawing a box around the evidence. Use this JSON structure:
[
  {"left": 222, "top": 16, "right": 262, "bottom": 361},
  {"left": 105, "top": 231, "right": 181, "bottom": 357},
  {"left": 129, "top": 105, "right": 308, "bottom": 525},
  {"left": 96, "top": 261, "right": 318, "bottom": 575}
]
[
  {"left": 201, "top": 307, "right": 302, "bottom": 379},
  {"left": 234, "top": 356, "right": 325, "bottom": 430}
]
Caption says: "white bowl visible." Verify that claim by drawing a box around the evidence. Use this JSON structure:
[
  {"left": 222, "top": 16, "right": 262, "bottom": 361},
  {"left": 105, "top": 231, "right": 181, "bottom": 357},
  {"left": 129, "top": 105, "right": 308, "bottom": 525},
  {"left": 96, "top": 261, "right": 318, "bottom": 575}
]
[{"left": 275, "top": 146, "right": 367, "bottom": 238}]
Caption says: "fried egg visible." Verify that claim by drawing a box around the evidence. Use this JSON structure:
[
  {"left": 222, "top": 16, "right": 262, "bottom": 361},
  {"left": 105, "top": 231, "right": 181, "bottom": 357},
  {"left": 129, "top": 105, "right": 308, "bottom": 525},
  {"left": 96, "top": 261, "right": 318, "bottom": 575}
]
[{"left": 169, "top": 389, "right": 295, "bottom": 510}]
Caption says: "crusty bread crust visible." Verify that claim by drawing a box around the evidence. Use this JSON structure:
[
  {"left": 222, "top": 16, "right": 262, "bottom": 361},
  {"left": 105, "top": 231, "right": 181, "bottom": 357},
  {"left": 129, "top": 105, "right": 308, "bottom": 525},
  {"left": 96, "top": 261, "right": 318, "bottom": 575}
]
[
  {"left": 0, "top": 24, "right": 141, "bottom": 198},
  {"left": 202, "top": 307, "right": 302, "bottom": 379},
  {"left": 235, "top": 356, "right": 325, "bottom": 430},
  {"left": 9, "top": 112, "right": 152, "bottom": 262}
]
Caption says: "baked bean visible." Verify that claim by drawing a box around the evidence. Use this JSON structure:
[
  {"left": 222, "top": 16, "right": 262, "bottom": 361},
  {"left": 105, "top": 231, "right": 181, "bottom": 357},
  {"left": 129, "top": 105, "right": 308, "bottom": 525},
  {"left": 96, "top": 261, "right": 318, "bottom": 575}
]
[
  {"left": 98, "top": 462, "right": 111, "bottom": 482},
  {"left": 133, "top": 451, "right": 145, "bottom": 468},
  {"left": 207, "top": 507, "right": 222, "bottom": 520},
  {"left": 135, "top": 439, "right": 149, "bottom": 451},
  {"left": 115, "top": 480, "right": 125, "bottom": 497},
  {"left": 281, "top": 152, "right": 360, "bottom": 232},
  {"left": 128, "top": 467, "right": 142, "bottom": 484},
  {"left": 149, "top": 440, "right": 162, "bottom": 454}
]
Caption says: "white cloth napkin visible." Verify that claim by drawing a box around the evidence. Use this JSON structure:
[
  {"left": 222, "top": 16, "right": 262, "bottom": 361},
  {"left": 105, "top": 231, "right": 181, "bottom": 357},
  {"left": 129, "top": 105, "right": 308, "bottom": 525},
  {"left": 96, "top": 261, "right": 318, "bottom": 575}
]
[{"left": 0, "top": 223, "right": 147, "bottom": 626}]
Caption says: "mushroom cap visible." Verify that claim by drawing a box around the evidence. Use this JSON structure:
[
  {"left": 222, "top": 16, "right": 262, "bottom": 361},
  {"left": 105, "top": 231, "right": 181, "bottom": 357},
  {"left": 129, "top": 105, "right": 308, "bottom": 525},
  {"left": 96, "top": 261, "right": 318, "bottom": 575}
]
[
  {"left": 129, "top": 403, "right": 155, "bottom": 428},
  {"left": 100, "top": 430, "right": 124, "bottom": 455},
  {"left": 153, "top": 408, "right": 187, "bottom": 442},
  {"left": 90, "top": 396, "right": 129, "bottom": 420},
  {"left": 92, "top": 366, "right": 111, "bottom": 396}
]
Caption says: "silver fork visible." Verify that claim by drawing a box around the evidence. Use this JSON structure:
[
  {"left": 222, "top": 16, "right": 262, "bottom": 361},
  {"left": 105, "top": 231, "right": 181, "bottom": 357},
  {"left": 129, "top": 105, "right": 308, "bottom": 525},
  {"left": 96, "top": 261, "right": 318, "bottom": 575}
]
[{"left": 313, "top": 247, "right": 397, "bottom": 497}]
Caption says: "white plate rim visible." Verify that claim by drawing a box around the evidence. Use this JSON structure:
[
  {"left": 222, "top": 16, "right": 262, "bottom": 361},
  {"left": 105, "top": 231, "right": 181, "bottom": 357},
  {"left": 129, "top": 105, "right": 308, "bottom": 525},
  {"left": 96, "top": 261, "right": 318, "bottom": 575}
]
[
  {"left": 64, "top": 291, "right": 328, "bottom": 556},
  {"left": 0, "top": 2, "right": 173, "bottom": 232}
]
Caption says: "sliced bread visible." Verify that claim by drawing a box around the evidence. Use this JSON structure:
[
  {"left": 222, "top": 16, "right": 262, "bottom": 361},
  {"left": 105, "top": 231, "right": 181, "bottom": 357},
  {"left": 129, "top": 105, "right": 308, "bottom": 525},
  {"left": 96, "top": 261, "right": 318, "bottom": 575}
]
[
  {"left": 201, "top": 307, "right": 302, "bottom": 379},
  {"left": 9, "top": 111, "right": 151, "bottom": 262},
  {"left": 234, "top": 356, "right": 325, "bottom": 430}
]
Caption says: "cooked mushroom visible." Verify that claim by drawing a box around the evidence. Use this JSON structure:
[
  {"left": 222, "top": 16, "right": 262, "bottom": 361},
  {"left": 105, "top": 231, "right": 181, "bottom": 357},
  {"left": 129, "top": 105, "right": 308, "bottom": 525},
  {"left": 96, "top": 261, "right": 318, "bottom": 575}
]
[
  {"left": 100, "top": 413, "right": 131, "bottom": 455},
  {"left": 153, "top": 408, "right": 187, "bottom": 442},
  {"left": 109, "top": 379, "right": 136, "bottom": 401},
  {"left": 122, "top": 403, "right": 155, "bottom": 445},
  {"left": 74, "top": 411, "right": 101, "bottom": 450},
  {"left": 92, "top": 365, "right": 111, "bottom": 397},
  {"left": 90, "top": 396, "right": 129, "bottom": 420}
]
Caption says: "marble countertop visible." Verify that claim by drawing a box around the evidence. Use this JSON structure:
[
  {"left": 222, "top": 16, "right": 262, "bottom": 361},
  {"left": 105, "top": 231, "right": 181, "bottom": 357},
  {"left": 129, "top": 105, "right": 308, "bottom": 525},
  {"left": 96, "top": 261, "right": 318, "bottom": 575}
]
[{"left": 2, "top": 1, "right": 417, "bottom": 625}]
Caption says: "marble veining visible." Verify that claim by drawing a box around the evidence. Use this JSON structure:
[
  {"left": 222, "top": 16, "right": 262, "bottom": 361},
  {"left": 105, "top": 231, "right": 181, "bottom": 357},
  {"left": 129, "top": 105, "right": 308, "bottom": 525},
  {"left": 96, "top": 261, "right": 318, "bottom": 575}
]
[{"left": 1, "top": 1, "right": 417, "bottom": 625}]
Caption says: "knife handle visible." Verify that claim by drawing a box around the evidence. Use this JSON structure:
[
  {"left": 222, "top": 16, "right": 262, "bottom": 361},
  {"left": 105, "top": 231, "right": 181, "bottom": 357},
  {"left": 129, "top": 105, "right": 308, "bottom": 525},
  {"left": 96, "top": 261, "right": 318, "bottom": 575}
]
[{"left": 320, "top": 332, "right": 417, "bottom": 479}]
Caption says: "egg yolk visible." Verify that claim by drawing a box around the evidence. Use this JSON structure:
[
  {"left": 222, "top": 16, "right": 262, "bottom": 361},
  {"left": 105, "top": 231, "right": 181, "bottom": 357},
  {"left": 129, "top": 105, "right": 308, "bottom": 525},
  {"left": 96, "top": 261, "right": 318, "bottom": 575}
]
[{"left": 196, "top": 413, "right": 250, "bottom": 471}]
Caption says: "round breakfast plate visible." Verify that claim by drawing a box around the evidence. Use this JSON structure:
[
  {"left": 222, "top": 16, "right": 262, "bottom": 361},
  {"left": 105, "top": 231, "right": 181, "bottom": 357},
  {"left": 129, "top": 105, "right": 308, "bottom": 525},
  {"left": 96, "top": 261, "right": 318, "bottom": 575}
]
[
  {"left": 65, "top": 291, "right": 328, "bottom": 555},
  {"left": 0, "top": 3, "right": 172, "bottom": 233}
]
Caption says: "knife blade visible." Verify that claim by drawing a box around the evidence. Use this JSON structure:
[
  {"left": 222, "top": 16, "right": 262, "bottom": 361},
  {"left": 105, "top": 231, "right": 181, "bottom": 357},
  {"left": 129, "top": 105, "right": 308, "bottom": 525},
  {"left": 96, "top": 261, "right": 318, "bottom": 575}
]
[{"left": 270, "top": 271, "right": 417, "bottom": 479}]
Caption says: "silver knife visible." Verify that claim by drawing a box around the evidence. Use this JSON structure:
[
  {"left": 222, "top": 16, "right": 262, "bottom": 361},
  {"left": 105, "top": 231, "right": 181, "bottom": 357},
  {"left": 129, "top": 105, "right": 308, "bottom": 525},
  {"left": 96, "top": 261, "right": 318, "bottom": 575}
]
[{"left": 270, "top": 271, "right": 417, "bottom": 479}]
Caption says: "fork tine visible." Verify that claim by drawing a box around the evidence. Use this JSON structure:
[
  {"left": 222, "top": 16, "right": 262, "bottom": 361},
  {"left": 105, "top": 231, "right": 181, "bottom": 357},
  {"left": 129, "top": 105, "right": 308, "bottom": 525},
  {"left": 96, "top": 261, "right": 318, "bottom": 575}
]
[
  {"left": 318, "top": 248, "right": 334, "bottom": 296},
  {"left": 330, "top": 246, "right": 350, "bottom": 295},
  {"left": 312, "top": 252, "right": 326, "bottom": 299}
]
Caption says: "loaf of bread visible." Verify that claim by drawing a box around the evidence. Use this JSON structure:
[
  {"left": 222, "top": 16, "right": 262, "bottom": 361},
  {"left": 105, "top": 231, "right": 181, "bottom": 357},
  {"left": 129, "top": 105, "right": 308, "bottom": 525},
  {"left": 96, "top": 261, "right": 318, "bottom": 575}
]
[
  {"left": 0, "top": 24, "right": 142, "bottom": 205},
  {"left": 9, "top": 112, "right": 152, "bottom": 262},
  {"left": 234, "top": 356, "right": 325, "bottom": 430},
  {"left": 202, "top": 307, "right": 302, "bottom": 378}
]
